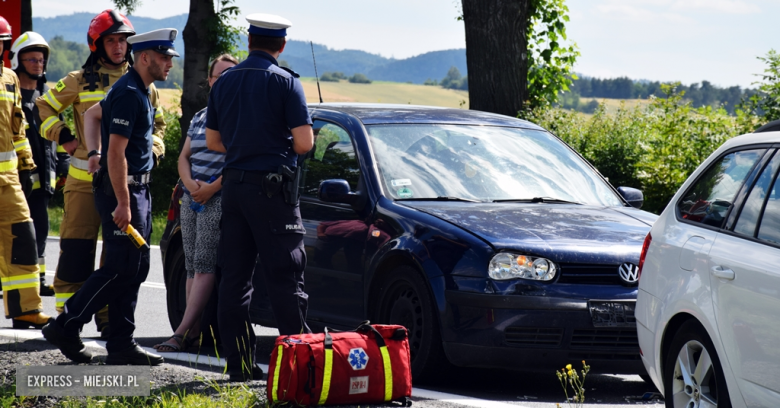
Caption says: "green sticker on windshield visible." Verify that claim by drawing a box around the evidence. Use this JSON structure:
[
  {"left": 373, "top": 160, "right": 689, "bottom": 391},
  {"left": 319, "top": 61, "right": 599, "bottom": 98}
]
[{"left": 397, "top": 187, "right": 413, "bottom": 198}]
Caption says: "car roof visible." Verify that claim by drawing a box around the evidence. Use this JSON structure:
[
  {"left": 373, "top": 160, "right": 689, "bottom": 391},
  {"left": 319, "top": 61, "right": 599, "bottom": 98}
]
[
  {"left": 309, "top": 103, "right": 546, "bottom": 130},
  {"left": 755, "top": 119, "right": 780, "bottom": 133},
  {"left": 720, "top": 130, "right": 780, "bottom": 150}
]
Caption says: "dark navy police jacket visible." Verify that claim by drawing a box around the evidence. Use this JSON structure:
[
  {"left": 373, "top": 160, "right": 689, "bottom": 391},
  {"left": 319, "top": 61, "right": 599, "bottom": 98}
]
[
  {"left": 205, "top": 50, "right": 312, "bottom": 172},
  {"left": 99, "top": 67, "right": 154, "bottom": 175}
]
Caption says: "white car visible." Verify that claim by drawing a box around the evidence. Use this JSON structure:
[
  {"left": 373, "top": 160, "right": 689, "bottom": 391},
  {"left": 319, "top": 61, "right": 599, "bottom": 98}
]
[{"left": 637, "top": 129, "right": 780, "bottom": 407}]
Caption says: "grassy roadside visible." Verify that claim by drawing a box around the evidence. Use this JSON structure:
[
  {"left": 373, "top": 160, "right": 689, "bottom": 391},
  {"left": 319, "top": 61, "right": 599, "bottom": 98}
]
[
  {"left": 47, "top": 207, "right": 168, "bottom": 246},
  {"left": 0, "top": 380, "right": 265, "bottom": 408}
]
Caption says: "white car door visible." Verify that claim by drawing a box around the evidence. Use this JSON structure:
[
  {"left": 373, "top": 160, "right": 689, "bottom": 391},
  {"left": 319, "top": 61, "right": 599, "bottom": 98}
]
[{"left": 709, "top": 148, "right": 780, "bottom": 406}]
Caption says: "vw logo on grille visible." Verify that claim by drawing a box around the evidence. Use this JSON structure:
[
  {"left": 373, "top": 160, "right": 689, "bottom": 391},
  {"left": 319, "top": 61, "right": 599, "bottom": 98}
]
[{"left": 618, "top": 263, "right": 640, "bottom": 285}]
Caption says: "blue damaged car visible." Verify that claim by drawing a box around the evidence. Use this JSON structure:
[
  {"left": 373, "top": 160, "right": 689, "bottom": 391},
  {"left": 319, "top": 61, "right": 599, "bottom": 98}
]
[{"left": 160, "top": 104, "right": 657, "bottom": 380}]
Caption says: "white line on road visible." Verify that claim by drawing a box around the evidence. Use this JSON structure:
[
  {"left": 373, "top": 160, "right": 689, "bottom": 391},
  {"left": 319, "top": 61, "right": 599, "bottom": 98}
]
[
  {"left": 0, "top": 329, "right": 532, "bottom": 408},
  {"left": 47, "top": 235, "right": 161, "bottom": 250},
  {"left": 43, "top": 272, "right": 166, "bottom": 290}
]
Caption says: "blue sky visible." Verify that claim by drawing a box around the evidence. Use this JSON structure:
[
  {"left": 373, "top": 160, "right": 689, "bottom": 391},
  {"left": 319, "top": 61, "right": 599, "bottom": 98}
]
[{"left": 32, "top": 0, "right": 779, "bottom": 87}]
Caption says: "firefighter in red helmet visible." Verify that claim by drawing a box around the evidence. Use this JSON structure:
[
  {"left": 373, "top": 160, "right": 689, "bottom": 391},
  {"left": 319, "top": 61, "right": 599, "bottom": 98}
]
[
  {"left": 35, "top": 10, "right": 167, "bottom": 338},
  {"left": 0, "top": 15, "right": 54, "bottom": 329}
]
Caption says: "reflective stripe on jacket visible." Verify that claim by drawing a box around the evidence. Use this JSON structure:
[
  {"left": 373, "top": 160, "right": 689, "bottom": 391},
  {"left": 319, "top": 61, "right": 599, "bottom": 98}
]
[{"left": 0, "top": 68, "right": 33, "bottom": 175}]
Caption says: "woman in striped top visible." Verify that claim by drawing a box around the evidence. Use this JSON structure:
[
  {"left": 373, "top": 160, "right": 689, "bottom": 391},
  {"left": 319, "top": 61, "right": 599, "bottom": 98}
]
[{"left": 154, "top": 54, "right": 238, "bottom": 353}]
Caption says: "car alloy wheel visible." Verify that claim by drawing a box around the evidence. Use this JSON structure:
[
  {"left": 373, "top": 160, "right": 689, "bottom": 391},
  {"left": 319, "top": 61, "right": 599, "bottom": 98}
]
[
  {"left": 376, "top": 265, "right": 447, "bottom": 381},
  {"left": 664, "top": 321, "right": 731, "bottom": 408}
]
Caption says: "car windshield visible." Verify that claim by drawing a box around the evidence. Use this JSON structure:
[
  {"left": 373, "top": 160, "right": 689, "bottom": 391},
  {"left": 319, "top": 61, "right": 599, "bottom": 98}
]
[{"left": 365, "top": 124, "right": 623, "bottom": 206}]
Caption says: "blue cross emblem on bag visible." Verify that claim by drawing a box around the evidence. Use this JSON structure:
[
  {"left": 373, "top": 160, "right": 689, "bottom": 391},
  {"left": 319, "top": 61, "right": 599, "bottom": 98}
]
[{"left": 348, "top": 347, "right": 368, "bottom": 370}]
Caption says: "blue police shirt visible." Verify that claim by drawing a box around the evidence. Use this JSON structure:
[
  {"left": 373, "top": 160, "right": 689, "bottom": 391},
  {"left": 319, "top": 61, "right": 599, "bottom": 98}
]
[
  {"left": 99, "top": 67, "right": 155, "bottom": 175},
  {"left": 205, "top": 50, "right": 312, "bottom": 172}
]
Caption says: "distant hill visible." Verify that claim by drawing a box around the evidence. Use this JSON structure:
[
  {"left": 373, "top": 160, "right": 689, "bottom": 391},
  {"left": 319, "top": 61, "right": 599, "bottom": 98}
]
[{"left": 32, "top": 13, "right": 467, "bottom": 84}]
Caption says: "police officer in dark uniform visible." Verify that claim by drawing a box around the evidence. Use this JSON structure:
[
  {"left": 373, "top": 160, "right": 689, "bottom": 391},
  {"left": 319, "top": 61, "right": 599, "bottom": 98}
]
[
  {"left": 205, "top": 13, "right": 314, "bottom": 382},
  {"left": 42, "top": 28, "right": 178, "bottom": 366}
]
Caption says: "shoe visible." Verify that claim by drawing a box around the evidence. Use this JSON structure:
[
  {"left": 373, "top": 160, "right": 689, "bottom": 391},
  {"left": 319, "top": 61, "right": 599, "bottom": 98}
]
[
  {"left": 227, "top": 364, "right": 264, "bottom": 382},
  {"left": 106, "top": 345, "right": 164, "bottom": 366},
  {"left": 42, "top": 323, "right": 92, "bottom": 363},
  {"left": 13, "top": 313, "right": 54, "bottom": 329},
  {"left": 39, "top": 283, "right": 55, "bottom": 297}
]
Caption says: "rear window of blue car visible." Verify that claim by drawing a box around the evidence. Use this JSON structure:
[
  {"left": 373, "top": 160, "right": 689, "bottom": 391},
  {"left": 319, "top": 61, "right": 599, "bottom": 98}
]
[{"left": 365, "top": 124, "right": 623, "bottom": 207}]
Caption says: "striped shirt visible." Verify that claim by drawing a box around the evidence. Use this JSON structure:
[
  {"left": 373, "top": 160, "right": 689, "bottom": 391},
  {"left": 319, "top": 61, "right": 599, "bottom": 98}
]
[{"left": 188, "top": 107, "right": 226, "bottom": 182}]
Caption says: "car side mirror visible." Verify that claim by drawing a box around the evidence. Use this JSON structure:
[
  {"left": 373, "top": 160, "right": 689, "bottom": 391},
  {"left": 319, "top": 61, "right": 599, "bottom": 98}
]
[
  {"left": 319, "top": 179, "right": 359, "bottom": 204},
  {"left": 617, "top": 186, "right": 644, "bottom": 209}
]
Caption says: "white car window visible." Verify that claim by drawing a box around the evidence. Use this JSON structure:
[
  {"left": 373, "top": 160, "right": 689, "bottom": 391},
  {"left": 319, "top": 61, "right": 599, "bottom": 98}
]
[
  {"left": 678, "top": 149, "right": 764, "bottom": 228},
  {"left": 734, "top": 150, "right": 780, "bottom": 237}
]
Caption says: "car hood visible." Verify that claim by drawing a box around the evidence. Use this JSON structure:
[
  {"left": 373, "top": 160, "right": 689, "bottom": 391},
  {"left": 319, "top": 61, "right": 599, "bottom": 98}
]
[{"left": 401, "top": 202, "right": 656, "bottom": 264}]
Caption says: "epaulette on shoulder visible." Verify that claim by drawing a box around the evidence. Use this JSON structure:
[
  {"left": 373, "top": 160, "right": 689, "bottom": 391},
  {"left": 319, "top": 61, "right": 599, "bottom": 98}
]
[{"left": 279, "top": 66, "right": 300, "bottom": 78}]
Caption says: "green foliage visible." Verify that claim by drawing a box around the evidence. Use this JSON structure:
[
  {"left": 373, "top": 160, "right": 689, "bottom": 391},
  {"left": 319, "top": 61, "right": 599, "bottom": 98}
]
[
  {"left": 348, "top": 73, "right": 372, "bottom": 84},
  {"left": 739, "top": 49, "right": 780, "bottom": 122},
  {"left": 571, "top": 76, "right": 753, "bottom": 115},
  {"left": 424, "top": 78, "right": 439, "bottom": 86},
  {"left": 111, "top": 0, "right": 139, "bottom": 14},
  {"left": 556, "top": 92, "right": 599, "bottom": 114},
  {"left": 526, "top": 84, "right": 757, "bottom": 214},
  {"left": 526, "top": 0, "right": 580, "bottom": 109},
  {"left": 150, "top": 107, "right": 183, "bottom": 215},
  {"left": 320, "top": 71, "right": 347, "bottom": 82},
  {"left": 440, "top": 66, "right": 468, "bottom": 90},
  {"left": 208, "top": 0, "right": 243, "bottom": 58},
  {"left": 46, "top": 36, "right": 91, "bottom": 81}
]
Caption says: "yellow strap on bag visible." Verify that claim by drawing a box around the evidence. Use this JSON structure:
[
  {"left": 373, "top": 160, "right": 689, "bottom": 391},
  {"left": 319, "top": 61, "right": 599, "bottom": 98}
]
[
  {"left": 272, "top": 344, "right": 284, "bottom": 402},
  {"left": 318, "top": 331, "right": 334, "bottom": 405},
  {"left": 380, "top": 345, "right": 393, "bottom": 401}
]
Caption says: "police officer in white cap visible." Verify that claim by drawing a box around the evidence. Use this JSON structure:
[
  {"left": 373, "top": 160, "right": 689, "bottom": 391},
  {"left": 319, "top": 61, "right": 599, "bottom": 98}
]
[
  {"left": 205, "top": 14, "right": 314, "bottom": 382},
  {"left": 43, "top": 29, "right": 178, "bottom": 366}
]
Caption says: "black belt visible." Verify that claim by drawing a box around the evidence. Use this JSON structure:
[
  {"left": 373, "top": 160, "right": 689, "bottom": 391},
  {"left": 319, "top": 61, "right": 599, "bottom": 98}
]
[{"left": 222, "top": 169, "right": 273, "bottom": 185}]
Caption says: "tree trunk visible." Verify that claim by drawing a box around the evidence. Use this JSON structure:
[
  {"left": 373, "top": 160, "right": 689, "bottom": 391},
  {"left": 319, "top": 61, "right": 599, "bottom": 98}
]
[
  {"left": 461, "top": 0, "right": 532, "bottom": 117},
  {"left": 179, "top": 0, "right": 215, "bottom": 148},
  {"left": 21, "top": 0, "right": 33, "bottom": 32}
]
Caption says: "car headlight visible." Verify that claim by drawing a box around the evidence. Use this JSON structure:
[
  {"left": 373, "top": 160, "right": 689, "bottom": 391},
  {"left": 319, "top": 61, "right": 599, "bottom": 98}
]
[{"left": 488, "top": 253, "right": 557, "bottom": 281}]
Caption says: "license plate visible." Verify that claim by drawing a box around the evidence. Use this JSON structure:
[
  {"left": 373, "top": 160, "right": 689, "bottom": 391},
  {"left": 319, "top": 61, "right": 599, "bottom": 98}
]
[{"left": 588, "top": 300, "right": 636, "bottom": 327}]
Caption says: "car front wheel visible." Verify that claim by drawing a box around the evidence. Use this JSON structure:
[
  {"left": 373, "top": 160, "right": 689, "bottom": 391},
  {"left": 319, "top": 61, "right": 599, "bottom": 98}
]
[
  {"left": 664, "top": 320, "right": 731, "bottom": 408},
  {"left": 375, "top": 265, "right": 447, "bottom": 381}
]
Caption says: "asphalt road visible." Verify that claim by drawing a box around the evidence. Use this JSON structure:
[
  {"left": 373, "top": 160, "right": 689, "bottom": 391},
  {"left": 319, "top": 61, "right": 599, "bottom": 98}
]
[{"left": 0, "top": 236, "right": 665, "bottom": 408}]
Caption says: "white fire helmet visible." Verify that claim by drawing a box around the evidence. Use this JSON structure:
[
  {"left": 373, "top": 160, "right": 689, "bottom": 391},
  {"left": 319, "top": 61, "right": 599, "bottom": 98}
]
[{"left": 10, "top": 31, "right": 49, "bottom": 71}]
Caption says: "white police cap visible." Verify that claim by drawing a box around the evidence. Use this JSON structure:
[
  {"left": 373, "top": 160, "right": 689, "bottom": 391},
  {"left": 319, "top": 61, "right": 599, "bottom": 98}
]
[
  {"left": 246, "top": 13, "right": 291, "bottom": 37},
  {"left": 128, "top": 28, "right": 179, "bottom": 57}
]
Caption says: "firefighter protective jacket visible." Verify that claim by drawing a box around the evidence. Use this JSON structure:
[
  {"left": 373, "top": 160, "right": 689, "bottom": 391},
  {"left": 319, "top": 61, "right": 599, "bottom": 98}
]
[
  {"left": 35, "top": 60, "right": 166, "bottom": 177},
  {"left": 0, "top": 67, "right": 34, "bottom": 177},
  {"left": 21, "top": 83, "right": 57, "bottom": 193}
]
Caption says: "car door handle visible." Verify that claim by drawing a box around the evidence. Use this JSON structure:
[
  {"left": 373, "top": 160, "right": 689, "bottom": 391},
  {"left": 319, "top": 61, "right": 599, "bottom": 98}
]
[{"left": 711, "top": 265, "right": 735, "bottom": 280}]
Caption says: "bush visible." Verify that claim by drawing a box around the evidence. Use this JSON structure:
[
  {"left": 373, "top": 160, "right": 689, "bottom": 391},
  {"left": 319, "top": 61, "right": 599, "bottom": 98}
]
[
  {"left": 348, "top": 73, "right": 371, "bottom": 84},
  {"left": 150, "top": 107, "right": 183, "bottom": 215},
  {"left": 525, "top": 84, "right": 758, "bottom": 214},
  {"left": 320, "top": 71, "right": 346, "bottom": 82}
]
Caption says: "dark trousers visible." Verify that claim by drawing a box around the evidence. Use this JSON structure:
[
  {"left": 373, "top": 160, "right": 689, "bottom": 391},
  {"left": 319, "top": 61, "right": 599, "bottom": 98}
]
[
  {"left": 27, "top": 189, "right": 50, "bottom": 258},
  {"left": 54, "top": 184, "right": 151, "bottom": 353},
  {"left": 218, "top": 171, "right": 310, "bottom": 371}
]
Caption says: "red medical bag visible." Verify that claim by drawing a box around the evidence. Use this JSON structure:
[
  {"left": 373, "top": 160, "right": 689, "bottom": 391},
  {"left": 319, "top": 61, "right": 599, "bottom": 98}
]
[{"left": 267, "top": 323, "right": 412, "bottom": 406}]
